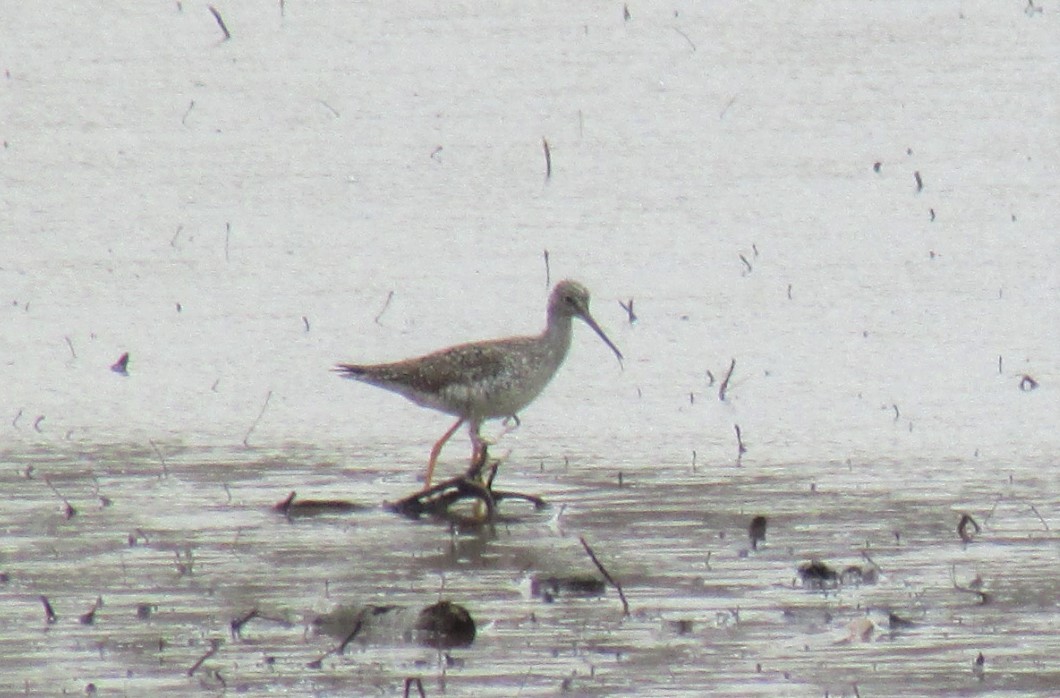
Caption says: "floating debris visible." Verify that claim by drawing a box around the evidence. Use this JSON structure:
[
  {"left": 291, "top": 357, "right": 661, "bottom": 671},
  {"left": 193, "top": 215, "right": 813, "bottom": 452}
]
[
  {"left": 749, "top": 515, "right": 767, "bottom": 550},
  {"left": 79, "top": 597, "right": 103, "bottom": 625},
  {"left": 531, "top": 574, "right": 606, "bottom": 602},
  {"left": 110, "top": 352, "right": 130, "bottom": 376},
  {"left": 797, "top": 560, "right": 838, "bottom": 588},
  {"left": 1019, "top": 374, "right": 1039, "bottom": 391},
  {"left": 797, "top": 559, "right": 879, "bottom": 589},
  {"left": 273, "top": 491, "right": 363, "bottom": 517},
  {"left": 958, "top": 513, "right": 981, "bottom": 543},
  {"left": 312, "top": 600, "right": 476, "bottom": 652}
]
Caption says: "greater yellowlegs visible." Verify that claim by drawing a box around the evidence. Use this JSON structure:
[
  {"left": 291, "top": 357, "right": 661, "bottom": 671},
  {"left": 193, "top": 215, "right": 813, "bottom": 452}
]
[{"left": 335, "top": 280, "right": 623, "bottom": 487}]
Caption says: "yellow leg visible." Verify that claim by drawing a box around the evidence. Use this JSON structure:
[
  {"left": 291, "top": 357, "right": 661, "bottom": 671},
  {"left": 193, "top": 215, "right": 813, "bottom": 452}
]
[
  {"left": 468, "top": 419, "right": 485, "bottom": 465},
  {"left": 425, "top": 417, "right": 464, "bottom": 488}
]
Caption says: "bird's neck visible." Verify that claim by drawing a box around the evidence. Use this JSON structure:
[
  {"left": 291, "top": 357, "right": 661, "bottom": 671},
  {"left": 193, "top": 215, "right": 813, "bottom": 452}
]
[{"left": 542, "top": 310, "right": 574, "bottom": 357}]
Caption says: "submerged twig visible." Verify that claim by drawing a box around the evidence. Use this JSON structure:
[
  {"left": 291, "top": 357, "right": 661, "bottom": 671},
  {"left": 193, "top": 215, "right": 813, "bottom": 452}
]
[
  {"left": 187, "top": 638, "right": 222, "bottom": 676},
  {"left": 579, "top": 536, "right": 630, "bottom": 616},
  {"left": 542, "top": 137, "right": 552, "bottom": 180},
  {"left": 149, "top": 440, "right": 169, "bottom": 478},
  {"left": 44, "top": 476, "right": 76, "bottom": 518},
  {"left": 543, "top": 249, "right": 551, "bottom": 288},
  {"left": 307, "top": 615, "right": 364, "bottom": 668},
  {"left": 950, "top": 565, "right": 989, "bottom": 604}
]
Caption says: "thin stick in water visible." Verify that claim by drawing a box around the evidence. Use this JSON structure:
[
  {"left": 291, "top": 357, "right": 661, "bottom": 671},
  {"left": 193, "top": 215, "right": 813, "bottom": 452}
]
[
  {"left": 543, "top": 249, "right": 551, "bottom": 288},
  {"left": 374, "top": 291, "right": 394, "bottom": 324},
  {"left": 673, "top": 27, "right": 696, "bottom": 51},
  {"left": 242, "top": 390, "right": 273, "bottom": 447},
  {"left": 579, "top": 536, "right": 630, "bottom": 616},
  {"left": 187, "top": 638, "right": 222, "bottom": 676},
  {"left": 542, "top": 137, "right": 552, "bottom": 180},
  {"left": 149, "top": 440, "right": 169, "bottom": 478},
  {"left": 181, "top": 101, "right": 195, "bottom": 127},
  {"left": 734, "top": 424, "right": 747, "bottom": 461},
  {"left": 718, "top": 358, "right": 736, "bottom": 401},
  {"left": 40, "top": 596, "right": 58, "bottom": 624},
  {"left": 208, "top": 6, "right": 231, "bottom": 41},
  {"left": 44, "top": 476, "right": 76, "bottom": 518}
]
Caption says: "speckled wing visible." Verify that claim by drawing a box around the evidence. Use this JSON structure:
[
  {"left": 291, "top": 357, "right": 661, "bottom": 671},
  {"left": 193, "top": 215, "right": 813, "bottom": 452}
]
[{"left": 334, "top": 337, "right": 531, "bottom": 416}]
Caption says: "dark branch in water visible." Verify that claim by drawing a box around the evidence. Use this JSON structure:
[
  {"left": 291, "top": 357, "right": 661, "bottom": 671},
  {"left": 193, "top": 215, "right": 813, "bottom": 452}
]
[
  {"left": 543, "top": 249, "right": 550, "bottom": 288},
  {"left": 389, "top": 445, "right": 545, "bottom": 522},
  {"left": 618, "top": 298, "right": 637, "bottom": 324},
  {"left": 958, "top": 513, "right": 980, "bottom": 543},
  {"left": 542, "top": 137, "right": 552, "bottom": 180},
  {"left": 579, "top": 536, "right": 630, "bottom": 616},
  {"left": 950, "top": 565, "right": 989, "bottom": 604},
  {"left": 734, "top": 424, "right": 747, "bottom": 462}
]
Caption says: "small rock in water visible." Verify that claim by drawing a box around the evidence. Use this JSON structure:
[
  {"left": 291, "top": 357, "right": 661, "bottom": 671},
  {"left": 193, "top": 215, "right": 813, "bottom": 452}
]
[{"left": 414, "top": 601, "right": 476, "bottom": 649}]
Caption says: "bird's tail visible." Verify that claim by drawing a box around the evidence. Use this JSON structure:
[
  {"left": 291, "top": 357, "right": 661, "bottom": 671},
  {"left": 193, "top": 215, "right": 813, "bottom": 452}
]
[{"left": 333, "top": 363, "right": 367, "bottom": 379}]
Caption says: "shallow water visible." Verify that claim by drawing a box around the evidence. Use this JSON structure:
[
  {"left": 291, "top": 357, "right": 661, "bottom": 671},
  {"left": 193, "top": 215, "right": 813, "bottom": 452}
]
[
  {"left": 0, "top": 442, "right": 1056, "bottom": 696},
  {"left": 1, "top": 0, "right": 1057, "bottom": 695}
]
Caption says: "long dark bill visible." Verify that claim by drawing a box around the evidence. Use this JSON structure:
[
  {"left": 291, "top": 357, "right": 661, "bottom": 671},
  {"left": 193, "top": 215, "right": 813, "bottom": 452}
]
[{"left": 580, "top": 313, "right": 623, "bottom": 366}]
